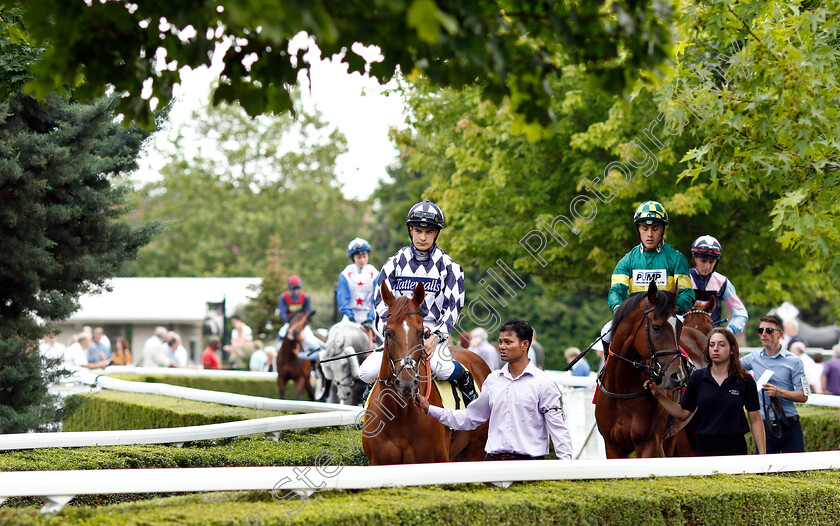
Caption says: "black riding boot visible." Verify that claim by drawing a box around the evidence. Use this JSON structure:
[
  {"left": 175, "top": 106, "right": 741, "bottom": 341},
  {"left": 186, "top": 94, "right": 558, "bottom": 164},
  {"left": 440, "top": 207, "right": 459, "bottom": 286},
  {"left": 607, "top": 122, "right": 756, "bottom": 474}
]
[
  {"left": 315, "top": 362, "right": 331, "bottom": 402},
  {"left": 456, "top": 367, "right": 478, "bottom": 405},
  {"left": 361, "top": 382, "right": 374, "bottom": 405}
]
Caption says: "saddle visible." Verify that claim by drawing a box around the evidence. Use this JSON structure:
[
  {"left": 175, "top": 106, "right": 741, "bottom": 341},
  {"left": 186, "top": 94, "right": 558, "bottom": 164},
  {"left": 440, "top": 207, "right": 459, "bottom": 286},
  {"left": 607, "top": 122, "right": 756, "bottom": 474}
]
[{"left": 361, "top": 374, "right": 481, "bottom": 412}]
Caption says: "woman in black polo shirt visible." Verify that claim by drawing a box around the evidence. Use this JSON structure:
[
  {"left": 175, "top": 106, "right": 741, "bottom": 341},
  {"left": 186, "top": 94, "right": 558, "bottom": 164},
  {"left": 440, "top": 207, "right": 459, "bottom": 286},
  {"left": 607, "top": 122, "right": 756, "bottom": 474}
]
[{"left": 647, "top": 328, "right": 767, "bottom": 456}]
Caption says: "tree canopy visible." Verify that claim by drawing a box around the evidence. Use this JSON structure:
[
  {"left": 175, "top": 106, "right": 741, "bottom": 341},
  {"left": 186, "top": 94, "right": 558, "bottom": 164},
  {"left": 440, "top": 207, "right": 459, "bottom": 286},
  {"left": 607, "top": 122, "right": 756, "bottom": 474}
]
[
  {"left": 5, "top": 0, "right": 673, "bottom": 128},
  {"left": 395, "top": 0, "right": 840, "bottom": 318},
  {"left": 125, "top": 97, "right": 369, "bottom": 291}
]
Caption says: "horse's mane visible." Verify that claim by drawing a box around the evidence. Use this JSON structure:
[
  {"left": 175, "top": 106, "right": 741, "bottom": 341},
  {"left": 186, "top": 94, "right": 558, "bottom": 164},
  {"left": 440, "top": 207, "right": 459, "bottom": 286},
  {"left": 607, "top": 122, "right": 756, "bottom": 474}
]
[{"left": 610, "top": 290, "right": 674, "bottom": 340}]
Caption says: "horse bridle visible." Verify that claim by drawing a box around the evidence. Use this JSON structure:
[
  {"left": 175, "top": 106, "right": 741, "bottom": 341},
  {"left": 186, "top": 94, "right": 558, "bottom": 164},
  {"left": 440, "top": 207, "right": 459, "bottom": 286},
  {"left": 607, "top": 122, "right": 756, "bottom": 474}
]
[
  {"left": 377, "top": 310, "right": 428, "bottom": 389},
  {"left": 599, "top": 300, "right": 692, "bottom": 398}
]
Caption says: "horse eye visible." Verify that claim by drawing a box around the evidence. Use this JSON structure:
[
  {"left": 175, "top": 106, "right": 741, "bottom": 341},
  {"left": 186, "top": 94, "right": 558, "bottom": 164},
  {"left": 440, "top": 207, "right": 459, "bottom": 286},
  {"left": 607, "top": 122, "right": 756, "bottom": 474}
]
[
  {"left": 417, "top": 330, "right": 424, "bottom": 339},
  {"left": 652, "top": 324, "right": 661, "bottom": 332}
]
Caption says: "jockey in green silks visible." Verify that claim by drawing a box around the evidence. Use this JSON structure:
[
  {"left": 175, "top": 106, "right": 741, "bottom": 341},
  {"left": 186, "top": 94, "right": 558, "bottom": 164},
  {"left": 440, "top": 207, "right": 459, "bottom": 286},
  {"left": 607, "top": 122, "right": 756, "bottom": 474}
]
[{"left": 601, "top": 200, "right": 695, "bottom": 345}]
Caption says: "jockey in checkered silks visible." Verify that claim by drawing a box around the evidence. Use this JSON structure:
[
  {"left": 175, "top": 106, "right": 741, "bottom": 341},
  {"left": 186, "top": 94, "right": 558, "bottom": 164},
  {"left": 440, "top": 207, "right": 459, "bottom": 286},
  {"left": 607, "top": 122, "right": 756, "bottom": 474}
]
[{"left": 357, "top": 200, "right": 477, "bottom": 402}]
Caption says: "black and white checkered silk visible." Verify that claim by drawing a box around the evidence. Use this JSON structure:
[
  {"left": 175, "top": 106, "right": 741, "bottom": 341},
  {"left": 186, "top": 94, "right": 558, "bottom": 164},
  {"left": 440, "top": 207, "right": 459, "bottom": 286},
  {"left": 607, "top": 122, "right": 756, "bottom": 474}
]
[{"left": 374, "top": 245, "right": 465, "bottom": 341}]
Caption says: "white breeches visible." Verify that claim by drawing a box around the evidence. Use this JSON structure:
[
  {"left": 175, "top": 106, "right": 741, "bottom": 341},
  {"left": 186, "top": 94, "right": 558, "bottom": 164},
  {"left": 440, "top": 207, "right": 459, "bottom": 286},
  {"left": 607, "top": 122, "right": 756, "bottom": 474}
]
[
  {"left": 601, "top": 320, "right": 613, "bottom": 344},
  {"left": 358, "top": 340, "right": 456, "bottom": 383}
]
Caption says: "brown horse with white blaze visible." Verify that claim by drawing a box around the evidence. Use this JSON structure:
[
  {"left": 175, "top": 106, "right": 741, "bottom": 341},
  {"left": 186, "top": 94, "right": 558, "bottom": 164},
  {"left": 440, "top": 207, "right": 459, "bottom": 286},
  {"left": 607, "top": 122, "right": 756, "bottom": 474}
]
[
  {"left": 595, "top": 282, "right": 692, "bottom": 458},
  {"left": 362, "top": 281, "right": 490, "bottom": 465}
]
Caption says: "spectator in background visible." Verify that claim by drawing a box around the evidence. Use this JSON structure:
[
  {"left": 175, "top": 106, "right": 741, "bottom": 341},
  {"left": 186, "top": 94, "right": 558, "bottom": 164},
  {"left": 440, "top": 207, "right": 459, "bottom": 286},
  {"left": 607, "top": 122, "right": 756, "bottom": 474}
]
[
  {"left": 39, "top": 332, "right": 66, "bottom": 364},
  {"left": 138, "top": 326, "right": 168, "bottom": 366},
  {"left": 529, "top": 331, "right": 546, "bottom": 370},
  {"left": 249, "top": 340, "right": 268, "bottom": 372},
  {"left": 85, "top": 336, "right": 110, "bottom": 368},
  {"left": 264, "top": 346, "right": 277, "bottom": 372},
  {"left": 790, "top": 341, "right": 822, "bottom": 394},
  {"left": 111, "top": 337, "right": 132, "bottom": 365},
  {"left": 741, "top": 314, "right": 808, "bottom": 453},
  {"left": 166, "top": 332, "right": 189, "bottom": 367},
  {"left": 92, "top": 327, "right": 112, "bottom": 358},
  {"left": 821, "top": 344, "right": 840, "bottom": 395},
  {"left": 565, "top": 347, "right": 591, "bottom": 377},
  {"left": 64, "top": 333, "right": 90, "bottom": 371},
  {"left": 783, "top": 319, "right": 805, "bottom": 349},
  {"left": 469, "top": 328, "right": 501, "bottom": 371},
  {"left": 203, "top": 337, "right": 222, "bottom": 370}
]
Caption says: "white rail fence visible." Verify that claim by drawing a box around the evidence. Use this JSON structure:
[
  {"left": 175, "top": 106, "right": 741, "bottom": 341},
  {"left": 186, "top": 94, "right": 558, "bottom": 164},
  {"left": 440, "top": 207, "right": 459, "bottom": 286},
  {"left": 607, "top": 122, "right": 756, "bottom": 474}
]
[
  {"left": 5, "top": 452, "right": 840, "bottom": 513},
  {"left": 1, "top": 368, "right": 838, "bottom": 512}
]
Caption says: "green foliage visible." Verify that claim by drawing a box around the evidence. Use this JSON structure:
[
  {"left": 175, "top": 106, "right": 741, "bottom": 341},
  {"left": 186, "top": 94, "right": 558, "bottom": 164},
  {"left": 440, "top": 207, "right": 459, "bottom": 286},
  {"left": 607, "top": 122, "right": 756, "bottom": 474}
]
[
  {"left": 6, "top": 1, "right": 674, "bottom": 128},
  {"left": 3, "top": 472, "right": 840, "bottom": 524},
  {"left": 669, "top": 0, "right": 840, "bottom": 303},
  {"left": 0, "top": 6, "right": 40, "bottom": 99},
  {"left": 0, "top": 90, "right": 157, "bottom": 432},
  {"left": 124, "top": 100, "right": 361, "bottom": 292},
  {"left": 62, "top": 391, "right": 283, "bottom": 432},
  {"left": 105, "top": 374, "right": 280, "bottom": 400}
]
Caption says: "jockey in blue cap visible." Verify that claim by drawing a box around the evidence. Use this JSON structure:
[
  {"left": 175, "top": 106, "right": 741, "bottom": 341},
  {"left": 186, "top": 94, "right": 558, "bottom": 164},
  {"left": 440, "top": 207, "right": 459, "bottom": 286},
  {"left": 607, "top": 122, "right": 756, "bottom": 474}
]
[{"left": 337, "top": 238, "right": 378, "bottom": 328}]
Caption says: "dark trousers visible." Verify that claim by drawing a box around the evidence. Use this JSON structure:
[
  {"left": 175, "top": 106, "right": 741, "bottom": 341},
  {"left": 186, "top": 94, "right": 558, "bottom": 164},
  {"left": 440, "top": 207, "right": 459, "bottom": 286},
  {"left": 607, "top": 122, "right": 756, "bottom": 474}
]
[
  {"left": 764, "top": 417, "right": 804, "bottom": 453},
  {"left": 695, "top": 434, "right": 748, "bottom": 456},
  {"left": 485, "top": 452, "right": 544, "bottom": 461}
]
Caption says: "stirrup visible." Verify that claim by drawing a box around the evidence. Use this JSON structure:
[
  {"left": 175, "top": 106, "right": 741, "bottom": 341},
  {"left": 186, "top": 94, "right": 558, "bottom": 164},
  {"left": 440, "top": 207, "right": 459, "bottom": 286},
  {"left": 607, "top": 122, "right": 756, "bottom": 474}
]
[{"left": 456, "top": 369, "right": 478, "bottom": 406}]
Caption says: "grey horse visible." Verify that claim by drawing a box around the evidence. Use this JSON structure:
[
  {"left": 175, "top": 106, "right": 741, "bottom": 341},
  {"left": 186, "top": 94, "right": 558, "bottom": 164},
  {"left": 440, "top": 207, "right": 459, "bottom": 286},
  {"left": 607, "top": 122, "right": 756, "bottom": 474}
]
[{"left": 321, "top": 317, "right": 372, "bottom": 405}]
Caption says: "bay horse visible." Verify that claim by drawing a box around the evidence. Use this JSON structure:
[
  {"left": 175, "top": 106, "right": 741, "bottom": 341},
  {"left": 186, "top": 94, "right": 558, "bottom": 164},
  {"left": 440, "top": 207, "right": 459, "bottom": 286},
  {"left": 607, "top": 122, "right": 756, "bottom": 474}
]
[
  {"left": 276, "top": 310, "right": 314, "bottom": 400},
  {"left": 683, "top": 296, "right": 715, "bottom": 335},
  {"left": 595, "top": 282, "right": 692, "bottom": 458},
  {"left": 362, "top": 281, "right": 490, "bottom": 465}
]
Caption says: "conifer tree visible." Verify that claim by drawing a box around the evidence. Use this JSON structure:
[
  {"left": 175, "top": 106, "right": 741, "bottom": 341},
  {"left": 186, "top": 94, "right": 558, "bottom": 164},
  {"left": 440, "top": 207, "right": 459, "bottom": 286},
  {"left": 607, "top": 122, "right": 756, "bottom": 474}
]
[{"left": 0, "top": 10, "right": 157, "bottom": 432}]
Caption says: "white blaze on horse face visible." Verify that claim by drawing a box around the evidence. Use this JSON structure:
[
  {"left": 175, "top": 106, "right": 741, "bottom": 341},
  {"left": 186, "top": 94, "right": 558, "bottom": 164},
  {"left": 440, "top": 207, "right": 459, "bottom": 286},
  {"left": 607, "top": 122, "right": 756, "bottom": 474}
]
[
  {"left": 403, "top": 320, "right": 410, "bottom": 348},
  {"left": 667, "top": 315, "right": 679, "bottom": 346}
]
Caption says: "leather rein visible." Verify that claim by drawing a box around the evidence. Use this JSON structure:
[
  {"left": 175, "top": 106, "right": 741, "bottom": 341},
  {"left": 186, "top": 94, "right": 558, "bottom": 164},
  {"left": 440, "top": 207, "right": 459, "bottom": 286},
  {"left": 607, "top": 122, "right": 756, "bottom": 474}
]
[
  {"left": 597, "top": 300, "right": 690, "bottom": 399},
  {"left": 376, "top": 310, "right": 433, "bottom": 399}
]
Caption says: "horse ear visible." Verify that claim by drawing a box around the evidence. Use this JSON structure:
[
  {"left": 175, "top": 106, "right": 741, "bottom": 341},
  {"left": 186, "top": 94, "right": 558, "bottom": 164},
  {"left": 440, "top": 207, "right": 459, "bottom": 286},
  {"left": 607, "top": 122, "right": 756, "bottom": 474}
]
[
  {"left": 381, "top": 281, "right": 395, "bottom": 307},
  {"left": 308, "top": 310, "right": 317, "bottom": 320},
  {"left": 706, "top": 296, "right": 716, "bottom": 312},
  {"left": 668, "top": 281, "right": 678, "bottom": 297},
  {"left": 413, "top": 281, "right": 426, "bottom": 305},
  {"left": 647, "top": 280, "right": 658, "bottom": 303}
]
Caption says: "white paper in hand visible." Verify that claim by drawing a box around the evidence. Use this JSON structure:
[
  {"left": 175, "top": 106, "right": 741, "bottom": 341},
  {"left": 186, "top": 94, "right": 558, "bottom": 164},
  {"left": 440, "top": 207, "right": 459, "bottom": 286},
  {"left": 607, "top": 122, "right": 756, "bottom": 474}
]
[{"left": 756, "top": 369, "right": 774, "bottom": 390}]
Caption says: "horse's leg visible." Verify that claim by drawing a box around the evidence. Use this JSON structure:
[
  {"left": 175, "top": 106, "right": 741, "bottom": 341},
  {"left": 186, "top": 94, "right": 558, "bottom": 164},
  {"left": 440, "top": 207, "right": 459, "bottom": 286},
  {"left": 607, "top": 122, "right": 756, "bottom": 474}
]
[
  {"left": 451, "top": 422, "right": 490, "bottom": 461},
  {"left": 303, "top": 361, "right": 314, "bottom": 400},
  {"left": 636, "top": 439, "right": 665, "bottom": 458},
  {"left": 603, "top": 441, "right": 627, "bottom": 459}
]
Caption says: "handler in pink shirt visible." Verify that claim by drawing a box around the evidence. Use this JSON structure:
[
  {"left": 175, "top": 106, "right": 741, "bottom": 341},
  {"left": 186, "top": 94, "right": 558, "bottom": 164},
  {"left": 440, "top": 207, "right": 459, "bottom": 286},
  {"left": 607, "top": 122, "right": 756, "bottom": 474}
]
[{"left": 415, "top": 318, "right": 573, "bottom": 460}]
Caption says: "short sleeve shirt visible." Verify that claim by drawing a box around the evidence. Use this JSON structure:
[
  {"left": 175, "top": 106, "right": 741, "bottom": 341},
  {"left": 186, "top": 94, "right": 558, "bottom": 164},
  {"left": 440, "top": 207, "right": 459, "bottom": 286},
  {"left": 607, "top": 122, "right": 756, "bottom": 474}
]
[
  {"left": 680, "top": 367, "right": 759, "bottom": 436},
  {"left": 741, "top": 347, "right": 806, "bottom": 419}
]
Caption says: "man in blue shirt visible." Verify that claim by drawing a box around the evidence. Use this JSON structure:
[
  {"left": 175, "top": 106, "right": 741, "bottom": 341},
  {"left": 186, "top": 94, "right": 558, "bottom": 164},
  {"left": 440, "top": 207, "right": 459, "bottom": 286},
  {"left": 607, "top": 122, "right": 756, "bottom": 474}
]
[{"left": 741, "top": 314, "right": 809, "bottom": 453}]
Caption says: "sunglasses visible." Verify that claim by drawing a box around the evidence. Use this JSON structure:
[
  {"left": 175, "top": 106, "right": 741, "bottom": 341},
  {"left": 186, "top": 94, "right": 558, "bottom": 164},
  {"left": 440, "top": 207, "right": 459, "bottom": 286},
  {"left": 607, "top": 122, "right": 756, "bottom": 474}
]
[{"left": 755, "top": 327, "right": 778, "bottom": 335}]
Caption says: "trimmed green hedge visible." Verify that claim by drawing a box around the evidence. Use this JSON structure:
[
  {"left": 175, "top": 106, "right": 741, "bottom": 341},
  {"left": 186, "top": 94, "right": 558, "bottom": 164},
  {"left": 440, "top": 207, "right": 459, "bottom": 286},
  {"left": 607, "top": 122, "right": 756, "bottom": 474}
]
[
  {"left": 0, "top": 429, "right": 366, "bottom": 509},
  {"left": 62, "top": 391, "right": 284, "bottom": 432},
  {"left": 2, "top": 471, "right": 840, "bottom": 525},
  {"left": 0, "top": 430, "right": 366, "bottom": 472},
  {"left": 105, "top": 373, "right": 281, "bottom": 399}
]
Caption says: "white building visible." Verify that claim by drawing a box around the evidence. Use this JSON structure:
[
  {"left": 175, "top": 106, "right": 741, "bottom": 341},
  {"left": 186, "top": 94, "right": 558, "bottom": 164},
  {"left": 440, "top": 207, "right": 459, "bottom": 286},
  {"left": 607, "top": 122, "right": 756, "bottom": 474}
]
[{"left": 60, "top": 277, "right": 261, "bottom": 365}]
